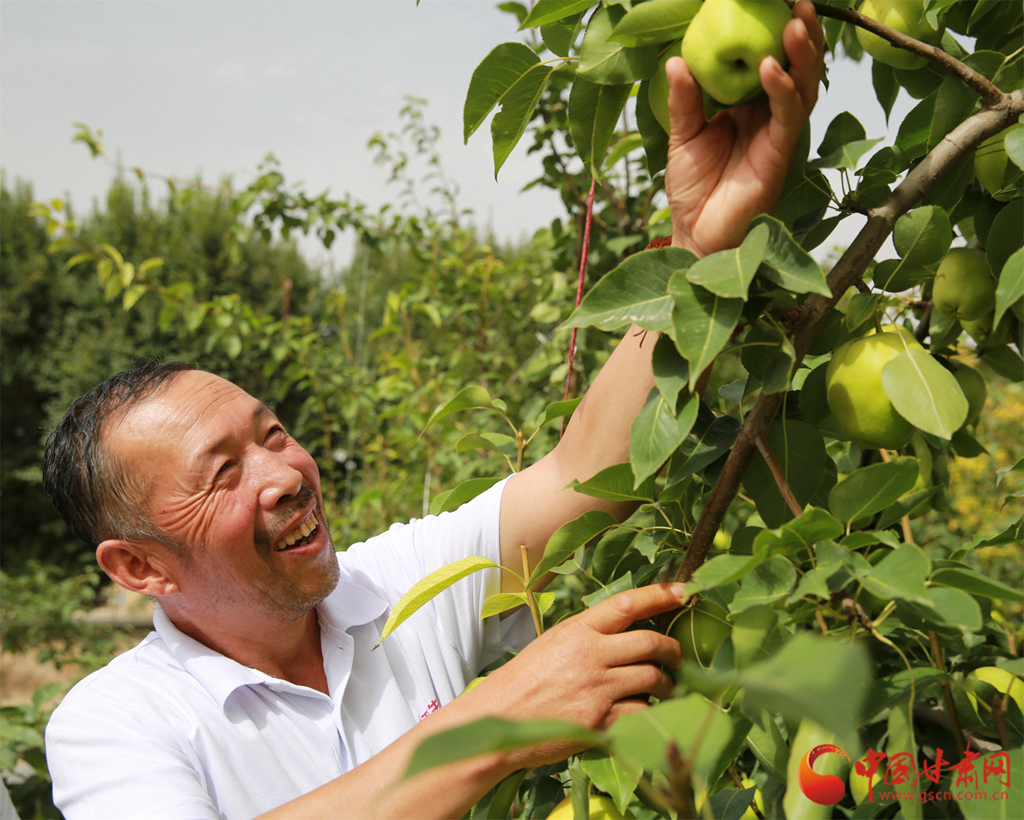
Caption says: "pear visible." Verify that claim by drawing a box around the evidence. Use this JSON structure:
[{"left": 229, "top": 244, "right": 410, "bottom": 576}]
[
  {"left": 932, "top": 248, "right": 996, "bottom": 322},
  {"left": 681, "top": 0, "right": 791, "bottom": 107},
  {"left": 856, "top": 0, "right": 942, "bottom": 70}
]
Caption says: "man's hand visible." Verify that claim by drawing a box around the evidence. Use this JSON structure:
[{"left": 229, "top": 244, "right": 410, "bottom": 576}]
[
  {"left": 666, "top": 0, "right": 825, "bottom": 257},
  {"left": 464, "top": 583, "right": 686, "bottom": 768}
]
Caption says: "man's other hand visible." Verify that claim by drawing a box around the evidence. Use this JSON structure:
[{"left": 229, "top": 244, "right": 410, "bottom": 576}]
[{"left": 464, "top": 583, "right": 687, "bottom": 769}]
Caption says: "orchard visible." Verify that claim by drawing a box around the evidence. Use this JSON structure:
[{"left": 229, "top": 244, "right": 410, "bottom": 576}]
[
  {"left": 9, "top": 0, "right": 1022, "bottom": 818},
  {"left": 384, "top": 0, "right": 1024, "bottom": 818}
]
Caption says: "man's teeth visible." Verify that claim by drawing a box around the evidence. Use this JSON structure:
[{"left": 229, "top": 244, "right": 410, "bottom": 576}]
[{"left": 273, "top": 514, "right": 318, "bottom": 551}]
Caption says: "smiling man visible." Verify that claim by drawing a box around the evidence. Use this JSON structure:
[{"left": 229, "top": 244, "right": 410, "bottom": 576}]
[{"left": 41, "top": 5, "right": 824, "bottom": 817}]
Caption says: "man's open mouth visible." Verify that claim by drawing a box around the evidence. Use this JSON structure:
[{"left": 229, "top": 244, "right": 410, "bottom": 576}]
[{"left": 273, "top": 510, "right": 319, "bottom": 551}]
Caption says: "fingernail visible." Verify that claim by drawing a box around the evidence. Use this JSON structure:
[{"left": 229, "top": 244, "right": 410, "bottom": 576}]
[{"left": 670, "top": 582, "right": 686, "bottom": 600}]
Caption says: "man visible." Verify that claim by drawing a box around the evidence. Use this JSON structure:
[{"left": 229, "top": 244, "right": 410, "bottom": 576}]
[{"left": 42, "top": 5, "right": 824, "bottom": 817}]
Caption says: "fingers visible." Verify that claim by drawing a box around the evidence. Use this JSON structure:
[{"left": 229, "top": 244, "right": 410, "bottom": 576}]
[
  {"left": 760, "top": 2, "right": 824, "bottom": 156},
  {"left": 602, "top": 629, "right": 683, "bottom": 670},
  {"left": 782, "top": 0, "right": 825, "bottom": 114},
  {"left": 665, "top": 56, "right": 705, "bottom": 146},
  {"left": 583, "top": 582, "right": 688, "bottom": 635}
]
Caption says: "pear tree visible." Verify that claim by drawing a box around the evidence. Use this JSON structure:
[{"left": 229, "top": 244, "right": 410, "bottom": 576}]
[{"left": 387, "top": 1, "right": 1024, "bottom": 817}]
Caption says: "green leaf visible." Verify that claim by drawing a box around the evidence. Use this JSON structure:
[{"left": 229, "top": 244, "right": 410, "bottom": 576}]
[
  {"left": 955, "top": 750, "right": 1024, "bottom": 819},
  {"left": 893, "top": 206, "right": 953, "bottom": 267},
  {"left": 985, "top": 199, "right": 1022, "bottom": 281},
  {"left": 568, "top": 77, "right": 632, "bottom": 177},
  {"left": 750, "top": 215, "right": 831, "bottom": 297},
  {"left": 895, "top": 90, "right": 937, "bottom": 159},
  {"left": 603, "top": 131, "right": 644, "bottom": 170},
  {"left": 480, "top": 591, "right": 554, "bottom": 619},
  {"left": 651, "top": 334, "right": 690, "bottom": 409},
  {"left": 737, "top": 634, "right": 872, "bottom": 753},
  {"left": 580, "top": 748, "right": 643, "bottom": 815},
  {"left": 528, "top": 510, "right": 619, "bottom": 588},
  {"left": 121, "top": 283, "right": 147, "bottom": 310},
  {"left": 541, "top": 12, "right": 584, "bottom": 57},
  {"left": 860, "top": 542, "right": 931, "bottom": 605},
  {"left": 685, "top": 222, "right": 769, "bottom": 301},
  {"left": 685, "top": 553, "right": 767, "bottom": 597},
  {"left": 816, "top": 111, "right": 866, "bottom": 157},
  {"left": 607, "top": 694, "right": 735, "bottom": 785},
  {"left": 667, "top": 409, "right": 740, "bottom": 483},
  {"left": 455, "top": 432, "right": 517, "bottom": 463},
  {"left": 744, "top": 709, "right": 789, "bottom": 782},
  {"left": 577, "top": 7, "right": 659, "bottom": 85},
  {"left": 406, "top": 717, "right": 600, "bottom": 777},
  {"left": 994, "top": 247, "right": 1023, "bottom": 328},
  {"left": 480, "top": 592, "right": 529, "bottom": 619},
  {"left": 565, "top": 246, "right": 696, "bottom": 332},
  {"left": 520, "top": 0, "right": 596, "bottom": 30},
  {"left": 376, "top": 556, "right": 501, "bottom": 647},
  {"left": 828, "top": 458, "right": 919, "bottom": 524},
  {"left": 630, "top": 388, "right": 700, "bottom": 486},
  {"left": 490, "top": 60, "right": 561, "bottom": 177},
  {"left": 534, "top": 396, "right": 583, "bottom": 430},
  {"left": 426, "top": 385, "right": 504, "bottom": 430},
  {"left": 930, "top": 566, "right": 1024, "bottom": 603},
  {"left": 430, "top": 477, "right": 504, "bottom": 517},
  {"left": 730, "top": 557, "right": 797, "bottom": 614},
  {"left": 669, "top": 278, "right": 743, "bottom": 389},
  {"left": 463, "top": 42, "right": 539, "bottom": 142},
  {"left": 881, "top": 349, "right": 968, "bottom": 439},
  {"left": 708, "top": 787, "right": 758, "bottom": 820},
  {"left": 810, "top": 138, "right": 884, "bottom": 170},
  {"left": 609, "top": 0, "right": 701, "bottom": 47},
  {"left": 742, "top": 420, "right": 827, "bottom": 528},
  {"left": 752, "top": 507, "right": 845, "bottom": 556},
  {"left": 636, "top": 78, "right": 669, "bottom": 175},
  {"left": 570, "top": 462, "right": 657, "bottom": 503}
]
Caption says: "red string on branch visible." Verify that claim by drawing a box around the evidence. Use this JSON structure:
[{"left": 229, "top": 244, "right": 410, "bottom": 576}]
[{"left": 560, "top": 178, "right": 597, "bottom": 438}]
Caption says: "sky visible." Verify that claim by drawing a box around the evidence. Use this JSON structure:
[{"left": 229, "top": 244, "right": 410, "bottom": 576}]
[{"left": 1, "top": 0, "right": 916, "bottom": 269}]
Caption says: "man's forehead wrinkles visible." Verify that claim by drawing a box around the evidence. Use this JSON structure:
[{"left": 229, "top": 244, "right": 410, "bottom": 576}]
[{"left": 195, "top": 401, "right": 273, "bottom": 462}]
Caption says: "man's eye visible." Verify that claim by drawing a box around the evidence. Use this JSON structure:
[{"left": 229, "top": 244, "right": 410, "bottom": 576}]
[
  {"left": 267, "top": 424, "right": 287, "bottom": 441},
  {"left": 215, "top": 461, "right": 234, "bottom": 479}
]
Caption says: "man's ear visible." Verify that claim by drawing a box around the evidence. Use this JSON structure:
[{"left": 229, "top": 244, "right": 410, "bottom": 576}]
[{"left": 96, "top": 539, "right": 181, "bottom": 597}]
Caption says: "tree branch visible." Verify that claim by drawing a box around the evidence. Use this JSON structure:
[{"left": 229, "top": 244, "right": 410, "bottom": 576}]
[{"left": 808, "top": 1, "right": 1004, "bottom": 106}]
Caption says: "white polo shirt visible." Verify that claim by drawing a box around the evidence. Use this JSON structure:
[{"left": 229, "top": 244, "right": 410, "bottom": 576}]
[{"left": 46, "top": 479, "right": 533, "bottom": 819}]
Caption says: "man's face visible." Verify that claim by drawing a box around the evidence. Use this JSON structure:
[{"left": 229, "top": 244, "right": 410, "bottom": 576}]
[{"left": 108, "top": 370, "right": 339, "bottom": 623}]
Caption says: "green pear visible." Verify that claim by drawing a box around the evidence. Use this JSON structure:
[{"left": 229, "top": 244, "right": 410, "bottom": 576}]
[
  {"left": 855, "top": 0, "right": 942, "bottom": 70},
  {"left": 962, "top": 310, "right": 1014, "bottom": 348},
  {"left": 680, "top": 0, "right": 791, "bottom": 107},
  {"left": 825, "top": 331, "right": 916, "bottom": 450},
  {"left": 932, "top": 248, "right": 996, "bottom": 322}
]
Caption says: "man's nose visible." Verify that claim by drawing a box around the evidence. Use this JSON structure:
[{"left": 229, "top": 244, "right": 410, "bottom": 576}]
[{"left": 254, "top": 449, "right": 304, "bottom": 509}]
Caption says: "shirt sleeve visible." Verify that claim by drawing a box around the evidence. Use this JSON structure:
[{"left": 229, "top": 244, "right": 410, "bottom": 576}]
[
  {"left": 46, "top": 678, "right": 219, "bottom": 820},
  {"left": 341, "top": 477, "right": 536, "bottom": 673}
]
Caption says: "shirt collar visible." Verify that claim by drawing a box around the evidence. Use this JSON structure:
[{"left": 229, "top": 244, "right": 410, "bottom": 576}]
[{"left": 152, "top": 567, "right": 389, "bottom": 708}]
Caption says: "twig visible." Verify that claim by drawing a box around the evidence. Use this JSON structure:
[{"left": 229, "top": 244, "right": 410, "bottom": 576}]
[
  {"left": 808, "top": 1, "right": 1003, "bottom": 105},
  {"left": 521, "top": 546, "right": 545, "bottom": 636},
  {"left": 755, "top": 435, "right": 805, "bottom": 518},
  {"left": 929, "top": 630, "right": 967, "bottom": 758}
]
